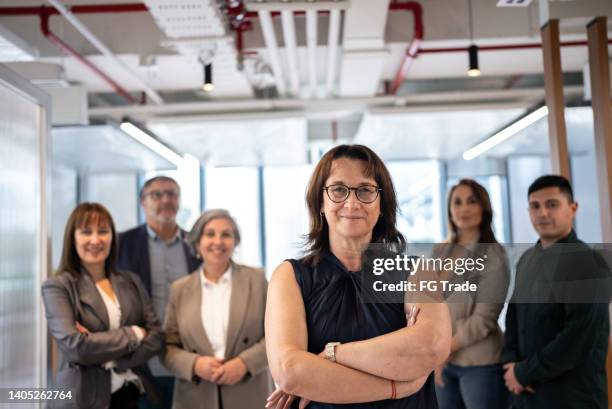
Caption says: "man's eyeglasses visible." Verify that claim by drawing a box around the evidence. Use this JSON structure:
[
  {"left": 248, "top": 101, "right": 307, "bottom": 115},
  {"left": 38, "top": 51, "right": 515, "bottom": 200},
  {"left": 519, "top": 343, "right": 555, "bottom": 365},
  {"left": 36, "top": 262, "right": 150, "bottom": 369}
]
[
  {"left": 322, "top": 184, "right": 381, "bottom": 204},
  {"left": 145, "top": 190, "right": 179, "bottom": 200}
]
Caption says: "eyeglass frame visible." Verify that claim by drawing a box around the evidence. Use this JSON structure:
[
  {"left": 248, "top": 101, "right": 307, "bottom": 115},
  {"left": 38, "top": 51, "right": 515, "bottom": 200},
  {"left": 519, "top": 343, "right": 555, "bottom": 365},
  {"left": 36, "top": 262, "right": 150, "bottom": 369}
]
[
  {"left": 321, "top": 184, "right": 382, "bottom": 204},
  {"left": 143, "top": 189, "right": 180, "bottom": 201}
]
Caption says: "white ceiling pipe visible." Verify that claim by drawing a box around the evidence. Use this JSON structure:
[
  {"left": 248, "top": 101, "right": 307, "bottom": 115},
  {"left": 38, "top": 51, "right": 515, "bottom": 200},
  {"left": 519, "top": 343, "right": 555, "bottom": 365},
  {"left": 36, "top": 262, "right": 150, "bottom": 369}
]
[
  {"left": 258, "top": 10, "right": 287, "bottom": 96},
  {"left": 306, "top": 9, "right": 318, "bottom": 97},
  {"left": 281, "top": 10, "right": 300, "bottom": 96},
  {"left": 89, "top": 84, "right": 586, "bottom": 119},
  {"left": 325, "top": 9, "right": 341, "bottom": 97},
  {"left": 90, "top": 95, "right": 401, "bottom": 119},
  {"left": 47, "top": 0, "right": 163, "bottom": 104},
  {"left": 246, "top": 0, "right": 350, "bottom": 12}
]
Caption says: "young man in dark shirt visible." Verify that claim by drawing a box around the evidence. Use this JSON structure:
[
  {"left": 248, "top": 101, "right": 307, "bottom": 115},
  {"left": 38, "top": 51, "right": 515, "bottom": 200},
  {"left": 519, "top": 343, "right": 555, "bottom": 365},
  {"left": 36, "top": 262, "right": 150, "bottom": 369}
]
[{"left": 502, "top": 175, "right": 610, "bottom": 409}]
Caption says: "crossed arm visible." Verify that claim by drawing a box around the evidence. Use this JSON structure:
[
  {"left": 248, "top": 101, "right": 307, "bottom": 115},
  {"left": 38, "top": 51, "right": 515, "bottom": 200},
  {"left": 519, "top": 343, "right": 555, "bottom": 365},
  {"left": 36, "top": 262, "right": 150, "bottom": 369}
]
[
  {"left": 265, "top": 261, "right": 451, "bottom": 404},
  {"left": 41, "top": 277, "right": 159, "bottom": 366}
]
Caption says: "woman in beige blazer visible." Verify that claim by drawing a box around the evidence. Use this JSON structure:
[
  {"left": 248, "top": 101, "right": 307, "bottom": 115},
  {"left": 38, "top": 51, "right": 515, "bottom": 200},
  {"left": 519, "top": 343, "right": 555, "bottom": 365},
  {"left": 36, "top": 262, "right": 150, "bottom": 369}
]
[
  {"left": 434, "top": 179, "right": 510, "bottom": 409},
  {"left": 163, "top": 209, "right": 270, "bottom": 409}
]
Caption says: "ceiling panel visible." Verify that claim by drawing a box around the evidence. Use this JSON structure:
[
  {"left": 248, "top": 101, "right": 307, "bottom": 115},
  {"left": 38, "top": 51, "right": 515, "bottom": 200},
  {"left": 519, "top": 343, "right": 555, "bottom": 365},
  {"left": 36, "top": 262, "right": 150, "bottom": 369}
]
[
  {"left": 354, "top": 108, "right": 524, "bottom": 159},
  {"left": 149, "top": 117, "right": 308, "bottom": 166}
]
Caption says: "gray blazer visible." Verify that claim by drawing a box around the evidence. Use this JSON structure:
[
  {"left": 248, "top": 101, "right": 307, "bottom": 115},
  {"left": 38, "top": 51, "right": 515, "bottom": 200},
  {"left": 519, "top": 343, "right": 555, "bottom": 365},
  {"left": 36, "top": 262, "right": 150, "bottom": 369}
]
[
  {"left": 163, "top": 262, "right": 271, "bottom": 409},
  {"left": 42, "top": 270, "right": 164, "bottom": 409}
]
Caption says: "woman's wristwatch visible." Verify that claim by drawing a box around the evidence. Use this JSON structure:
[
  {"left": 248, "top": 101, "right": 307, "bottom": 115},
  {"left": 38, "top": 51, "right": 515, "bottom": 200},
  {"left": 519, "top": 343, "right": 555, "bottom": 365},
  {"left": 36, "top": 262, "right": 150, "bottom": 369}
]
[{"left": 324, "top": 342, "right": 341, "bottom": 362}]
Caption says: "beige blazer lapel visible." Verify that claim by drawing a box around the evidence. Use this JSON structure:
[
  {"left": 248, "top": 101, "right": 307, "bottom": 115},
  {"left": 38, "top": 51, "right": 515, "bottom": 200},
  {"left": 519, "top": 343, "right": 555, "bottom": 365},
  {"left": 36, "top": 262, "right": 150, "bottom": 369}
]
[
  {"left": 224, "top": 262, "right": 250, "bottom": 360},
  {"left": 184, "top": 271, "right": 215, "bottom": 356}
]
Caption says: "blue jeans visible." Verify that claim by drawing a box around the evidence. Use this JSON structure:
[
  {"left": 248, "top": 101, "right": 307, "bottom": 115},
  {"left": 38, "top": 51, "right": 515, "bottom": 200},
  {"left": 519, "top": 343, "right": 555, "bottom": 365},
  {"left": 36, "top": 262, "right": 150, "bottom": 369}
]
[
  {"left": 139, "top": 376, "right": 175, "bottom": 409},
  {"left": 435, "top": 363, "right": 510, "bottom": 409}
]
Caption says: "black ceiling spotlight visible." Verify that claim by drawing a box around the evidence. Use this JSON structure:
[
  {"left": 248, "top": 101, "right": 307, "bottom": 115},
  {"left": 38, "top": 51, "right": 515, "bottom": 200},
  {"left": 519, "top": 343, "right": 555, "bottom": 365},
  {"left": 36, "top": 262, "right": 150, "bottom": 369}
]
[
  {"left": 202, "top": 62, "right": 214, "bottom": 92},
  {"left": 467, "top": 44, "right": 480, "bottom": 77},
  {"left": 466, "top": 0, "right": 481, "bottom": 77}
]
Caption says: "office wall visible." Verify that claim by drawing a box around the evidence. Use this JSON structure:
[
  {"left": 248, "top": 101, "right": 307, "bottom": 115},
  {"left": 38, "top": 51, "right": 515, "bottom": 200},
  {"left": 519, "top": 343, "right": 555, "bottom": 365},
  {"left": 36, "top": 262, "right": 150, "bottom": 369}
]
[
  {"left": 79, "top": 173, "right": 139, "bottom": 232},
  {"left": 51, "top": 164, "right": 77, "bottom": 270},
  {"left": 507, "top": 156, "right": 550, "bottom": 243},
  {"left": 572, "top": 149, "right": 602, "bottom": 243}
]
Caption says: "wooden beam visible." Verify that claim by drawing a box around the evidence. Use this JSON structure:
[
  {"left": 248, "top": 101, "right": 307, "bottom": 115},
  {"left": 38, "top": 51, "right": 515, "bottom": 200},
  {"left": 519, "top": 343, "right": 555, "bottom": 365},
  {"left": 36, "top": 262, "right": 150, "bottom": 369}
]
[
  {"left": 587, "top": 16, "right": 612, "bottom": 243},
  {"left": 541, "top": 19, "right": 570, "bottom": 178}
]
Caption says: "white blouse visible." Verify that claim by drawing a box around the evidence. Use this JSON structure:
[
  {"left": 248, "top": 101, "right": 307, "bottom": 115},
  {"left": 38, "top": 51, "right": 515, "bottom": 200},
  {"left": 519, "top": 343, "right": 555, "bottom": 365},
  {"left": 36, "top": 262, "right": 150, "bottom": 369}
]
[
  {"left": 96, "top": 284, "right": 143, "bottom": 393},
  {"left": 200, "top": 265, "right": 233, "bottom": 359}
]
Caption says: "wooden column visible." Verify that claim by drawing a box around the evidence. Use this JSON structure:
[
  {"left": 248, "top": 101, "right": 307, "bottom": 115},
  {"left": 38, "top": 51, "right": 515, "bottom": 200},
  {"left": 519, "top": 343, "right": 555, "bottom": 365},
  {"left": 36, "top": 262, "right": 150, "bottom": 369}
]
[
  {"left": 587, "top": 17, "right": 612, "bottom": 409},
  {"left": 541, "top": 19, "right": 571, "bottom": 178},
  {"left": 587, "top": 16, "right": 612, "bottom": 243}
]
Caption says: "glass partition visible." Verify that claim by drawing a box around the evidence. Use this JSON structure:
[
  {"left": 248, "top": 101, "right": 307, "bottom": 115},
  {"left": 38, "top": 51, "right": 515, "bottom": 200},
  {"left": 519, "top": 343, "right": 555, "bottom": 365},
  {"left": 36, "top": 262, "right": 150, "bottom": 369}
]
[{"left": 0, "top": 64, "right": 50, "bottom": 391}]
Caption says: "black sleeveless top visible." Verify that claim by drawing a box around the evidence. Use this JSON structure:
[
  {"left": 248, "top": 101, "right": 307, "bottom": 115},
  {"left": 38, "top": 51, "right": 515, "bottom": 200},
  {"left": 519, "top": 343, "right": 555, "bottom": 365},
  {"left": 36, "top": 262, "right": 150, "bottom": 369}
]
[{"left": 288, "top": 251, "right": 438, "bottom": 409}]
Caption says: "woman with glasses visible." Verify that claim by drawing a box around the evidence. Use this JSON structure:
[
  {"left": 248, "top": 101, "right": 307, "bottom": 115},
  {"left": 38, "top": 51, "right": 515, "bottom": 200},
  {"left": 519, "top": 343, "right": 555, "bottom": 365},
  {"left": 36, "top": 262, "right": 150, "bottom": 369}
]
[
  {"left": 42, "top": 203, "right": 163, "bottom": 409},
  {"left": 162, "top": 209, "right": 270, "bottom": 409},
  {"left": 433, "top": 179, "right": 510, "bottom": 409},
  {"left": 265, "top": 144, "right": 451, "bottom": 409}
]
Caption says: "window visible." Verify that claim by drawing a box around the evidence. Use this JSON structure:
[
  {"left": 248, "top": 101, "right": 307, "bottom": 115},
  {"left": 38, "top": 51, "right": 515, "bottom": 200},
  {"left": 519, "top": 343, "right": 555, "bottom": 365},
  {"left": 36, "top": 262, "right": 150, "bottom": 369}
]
[
  {"left": 388, "top": 161, "right": 444, "bottom": 243},
  {"left": 263, "top": 165, "right": 312, "bottom": 276},
  {"left": 204, "top": 166, "right": 261, "bottom": 267}
]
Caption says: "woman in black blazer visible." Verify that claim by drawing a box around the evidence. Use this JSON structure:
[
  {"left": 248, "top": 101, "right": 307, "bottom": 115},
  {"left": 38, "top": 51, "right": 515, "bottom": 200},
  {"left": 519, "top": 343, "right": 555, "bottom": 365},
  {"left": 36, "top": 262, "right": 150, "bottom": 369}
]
[{"left": 42, "top": 202, "right": 163, "bottom": 409}]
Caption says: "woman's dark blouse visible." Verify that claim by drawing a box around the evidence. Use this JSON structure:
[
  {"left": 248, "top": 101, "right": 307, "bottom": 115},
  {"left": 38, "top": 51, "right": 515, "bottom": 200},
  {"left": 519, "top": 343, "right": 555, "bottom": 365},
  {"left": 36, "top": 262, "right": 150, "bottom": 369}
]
[{"left": 288, "top": 251, "right": 437, "bottom": 409}]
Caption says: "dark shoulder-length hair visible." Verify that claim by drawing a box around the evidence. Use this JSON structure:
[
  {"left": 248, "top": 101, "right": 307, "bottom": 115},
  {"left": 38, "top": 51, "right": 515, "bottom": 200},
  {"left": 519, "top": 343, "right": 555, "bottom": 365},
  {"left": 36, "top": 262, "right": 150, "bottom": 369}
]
[
  {"left": 56, "top": 202, "right": 118, "bottom": 277},
  {"left": 304, "top": 144, "right": 405, "bottom": 265},
  {"left": 446, "top": 179, "right": 497, "bottom": 244}
]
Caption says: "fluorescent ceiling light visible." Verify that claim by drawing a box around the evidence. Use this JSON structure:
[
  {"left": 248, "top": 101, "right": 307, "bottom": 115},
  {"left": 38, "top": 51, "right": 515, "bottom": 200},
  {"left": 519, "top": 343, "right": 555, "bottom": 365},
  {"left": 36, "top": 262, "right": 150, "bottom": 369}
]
[
  {"left": 0, "top": 24, "right": 38, "bottom": 62},
  {"left": 120, "top": 121, "right": 184, "bottom": 167},
  {"left": 462, "top": 105, "right": 549, "bottom": 160}
]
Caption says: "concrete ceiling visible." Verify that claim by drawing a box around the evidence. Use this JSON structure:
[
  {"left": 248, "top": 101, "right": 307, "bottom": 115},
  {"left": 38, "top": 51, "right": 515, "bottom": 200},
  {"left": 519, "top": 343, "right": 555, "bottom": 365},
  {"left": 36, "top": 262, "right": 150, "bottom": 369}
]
[
  {"left": 0, "top": 0, "right": 611, "bottom": 164},
  {"left": 0, "top": 0, "right": 609, "bottom": 105}
]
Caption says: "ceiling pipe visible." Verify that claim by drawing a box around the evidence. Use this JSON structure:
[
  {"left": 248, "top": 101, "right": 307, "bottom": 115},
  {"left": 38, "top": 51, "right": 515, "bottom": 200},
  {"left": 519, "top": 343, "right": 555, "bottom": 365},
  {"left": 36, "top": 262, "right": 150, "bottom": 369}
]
[
  {"left": 246, "top": 1, "right": 348, "bottom": 12},
  {"left": 325, "top": 9, "right": 341, "bottom": 97},
  {"left": 306, "top": 9, "right": 318, "bottom": 97},
  {"left": 39, "top": 7, "right": 137, "bottom": 104},
  {"left": 223, "top": 0, "right": 337, "bottom": 93},
  {"left": 388, "top": 1, "right": 424, "bottom": 95},
  {"left": 0, "top": 3, "right": 147, "bottom": 16},
  {"left": 46, "top": 0, "right": 163, "bottom": 104},
  {"left": 0, "top": 3, "right": 153, "bottom": 104},
  {"left": 418, "top": 39, "right": 612, "bottom": 53},
  {"left": 281, "top": 10, "right": 300, "bottom": 95},
  {"left": 258, "top": 9, "right": 287, "bottom": 95}
]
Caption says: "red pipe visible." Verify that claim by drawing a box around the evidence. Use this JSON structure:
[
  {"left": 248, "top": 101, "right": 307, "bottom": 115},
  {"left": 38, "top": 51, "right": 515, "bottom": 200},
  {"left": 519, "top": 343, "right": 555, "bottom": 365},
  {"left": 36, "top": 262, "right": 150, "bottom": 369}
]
[
  {"left": 0, "top": 4, "right": 147, "bottom": 16},
  {"left": 38, "top": 6, "right": 137, "bottom": 104},
  {"left": 388, "top": 1, "right": 423, "bottom": 95},
  {"left": 418, "top": 39, "right": 612, "bottom": 53}
]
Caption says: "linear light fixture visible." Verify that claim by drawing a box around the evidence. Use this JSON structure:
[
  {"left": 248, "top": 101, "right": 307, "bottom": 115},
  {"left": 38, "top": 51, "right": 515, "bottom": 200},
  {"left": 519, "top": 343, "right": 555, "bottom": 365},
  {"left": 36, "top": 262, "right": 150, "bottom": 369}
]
[
  {"left": 462, "top": 105, "right": 549, "bottom": 160},
  {"left": 120, "top": 121, "right": 184, "bottom": 167}
]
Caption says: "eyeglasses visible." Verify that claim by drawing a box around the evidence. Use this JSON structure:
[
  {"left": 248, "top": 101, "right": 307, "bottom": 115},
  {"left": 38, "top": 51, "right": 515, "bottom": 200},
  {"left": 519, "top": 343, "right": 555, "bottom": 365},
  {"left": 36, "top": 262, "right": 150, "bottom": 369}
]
[
  {"left": 145, "top": 190, "right": 179, "bottom": 201},
  {"left": 322, "top": 184, "right": 381, "bottom": 204}
]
